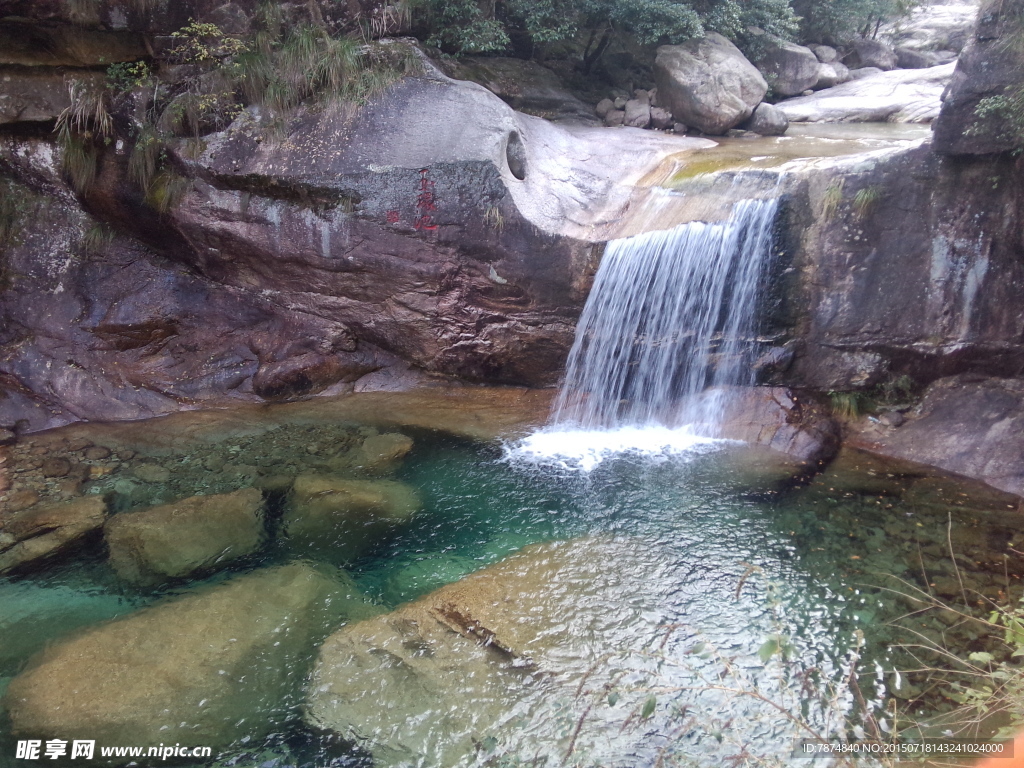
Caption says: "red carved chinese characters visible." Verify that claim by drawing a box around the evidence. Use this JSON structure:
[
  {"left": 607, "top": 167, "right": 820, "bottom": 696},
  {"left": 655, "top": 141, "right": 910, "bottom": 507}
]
[{"left": 415, "top": 168, "right": 439, "bottom": 231}]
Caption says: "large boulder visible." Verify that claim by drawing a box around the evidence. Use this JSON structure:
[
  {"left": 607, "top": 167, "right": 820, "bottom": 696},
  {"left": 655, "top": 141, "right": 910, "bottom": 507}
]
[
  {"left": 933, "top": 0, "right": 1024, "bottom": 154},
  {"left": 895, "top": 47, "right": 940, "bottom": 69},
  {"left": 776, "top": 63, "right": 954, "bottom": 122},
  {"left": 283, "top": 476, "right": 420, "bottom": 563},
  {"left": 751, "top": 38, "right": 823, "bottom": 97},
  {"left": 0, "top": 497, "right": 107, "bottom": 575},
  {"left": 739, "top": 102, "right": 789, "bottom": 136},
  {"left": 623, "top": 97, "right": 651, "bottom": 128},
  {"left": 810, "top": 44, "right": 839, "bottom": 63},
  {"left": 814, "top": 61, "right": 851, "bottom": 89},
  {"left": 653, "top": 33, "right": 769, "bottom": 135},
  {"left": 844, "top": 39, "right": 898, "bottom": 70},
  {"left": 3, "top": 562, "right": 374, "bottom": 747},
  {"left": 104, "top": 487, "right": 266, "bottom": 586}
]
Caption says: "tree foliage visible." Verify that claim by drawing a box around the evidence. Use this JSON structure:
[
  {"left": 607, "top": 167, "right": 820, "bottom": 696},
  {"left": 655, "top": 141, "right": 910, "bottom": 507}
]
[
  {"left": 414, "top": 0, "right": 798, "bottom": 65},
  {"left": 792, "top": 0, "right": 919, "bottom": 43}
]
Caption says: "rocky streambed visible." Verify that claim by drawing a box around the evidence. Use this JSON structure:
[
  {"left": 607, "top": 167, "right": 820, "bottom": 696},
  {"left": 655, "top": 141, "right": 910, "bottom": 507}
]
[{"left": 1, "top": 388, "right": 1023, "bottom": 766}]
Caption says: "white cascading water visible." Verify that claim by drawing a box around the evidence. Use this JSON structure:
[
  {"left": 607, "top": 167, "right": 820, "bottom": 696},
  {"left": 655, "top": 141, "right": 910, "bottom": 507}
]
[{"left": 513, "top": 198, "right": 779, "bottom": 469}]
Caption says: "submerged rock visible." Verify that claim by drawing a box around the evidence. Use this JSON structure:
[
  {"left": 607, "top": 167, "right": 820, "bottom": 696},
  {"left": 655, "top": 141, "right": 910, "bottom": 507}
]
[
  {"left": 0, "top": 497, "right": 107, "bottom": 575},
  {"left": 352, "top": 432, "right": 414, "bottom": 474},
  {"left": 305, "top": 537, "right": 651, "bottom": 766},
  {"left": 3, "top": 562, "right": 373, "bottom": 747},
  {"left": 284, "top": 476, "right": 421, "bottom": 563},
  {"left": 653, "top": 33, "right": 768, "bottom": 135},
  {"left": 105, "top": 488, "right": 267, "bottom": 586}
]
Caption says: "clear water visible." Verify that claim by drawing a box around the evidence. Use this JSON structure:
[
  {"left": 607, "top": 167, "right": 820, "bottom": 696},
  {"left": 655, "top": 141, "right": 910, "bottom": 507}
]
[
  {"left": 0, "top": 414, "right": 1020, "bottom": 768},
  {"left": 551, "top": 199, "right": 778, "bottom": 434}
]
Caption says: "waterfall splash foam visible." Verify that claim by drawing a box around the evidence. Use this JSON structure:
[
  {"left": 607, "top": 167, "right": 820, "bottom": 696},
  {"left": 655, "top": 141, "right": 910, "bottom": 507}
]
[{"left": 510, "top": 197, "right": 779, "bottom": 469}]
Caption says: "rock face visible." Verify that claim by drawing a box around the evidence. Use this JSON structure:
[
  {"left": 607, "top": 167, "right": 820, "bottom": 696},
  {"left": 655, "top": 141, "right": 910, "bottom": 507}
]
[
  {"left": 284, "top": 476, "right": 420, "bottom": 563},
  {"left": 104, "top": 488, "right": 266, "bottom": 586},
  {"left": 0, "top": 59, "right": 712, "bottom": 430},
  {"left": 3, "top": 562, "right": 371, "bottom": 747},
  {"left": 752, "top": 38, "right": 822, "bottom": 97},
  {"left": 772, "top": 142, "right": 1024, "bottom": 395},
  {"left": 0, "top": 140, "right": 392, "bottom": 432},
  {"left": 847, "top": 376, "right": 1024, "bottom": 498},
  {"left": 739, "top": 102, "right": 789, "bottom": 135},
  {"left": 0, "top": 497, "right": 107, "bottom": 575},
  {"left": 933, "top": 0, "right": 1024, "bottom": 154},
  {"left": 0, "top": 69, "right": 105, "bottom": 124},
  {"left": 776, "top": 63, "right": 954, "bottom": 123},
  {"left": 653, "top": 34, "right": 769, "bottom": 135}
]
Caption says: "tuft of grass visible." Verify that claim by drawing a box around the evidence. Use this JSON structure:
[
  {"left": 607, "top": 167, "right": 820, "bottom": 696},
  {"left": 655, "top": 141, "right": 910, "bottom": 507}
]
[
  {"left": 483, "top": 204, "right": 505, "bottom": 232},
  {"left": 81, "top": 222, "right": 116, "bottom": 253},
  {"left": 853, "top": 186, "right": 882, "bottom": 218},
  {"left": 55, "top": 79, "right": 113, "bottom": 143},
  {"left": 828, "top": 390, "right": 867, "bottom": 420},
  {"left": 145, "top": 170, "right": 193, "bottom": 214},
  {"left": 821, "top": 179, "right": 844, "bottom": 219},
  {"left": 60, "top": 133, "right": 100, "bottom": 196},
  {"left": 875, "top": 373, "right": 915, "bottom": 405}
]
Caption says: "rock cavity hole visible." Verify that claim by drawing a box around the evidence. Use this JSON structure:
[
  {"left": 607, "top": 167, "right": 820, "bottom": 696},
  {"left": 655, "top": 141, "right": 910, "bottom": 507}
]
[{"left": 506, "top": 132, "right": 527, "bottom": 181}]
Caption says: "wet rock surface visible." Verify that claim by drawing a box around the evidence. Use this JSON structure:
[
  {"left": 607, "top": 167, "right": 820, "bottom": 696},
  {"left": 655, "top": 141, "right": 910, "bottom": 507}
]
[
  {"left": 105, "top": 487, "right": 267, "bottom": 586},
  {"left": 3, "top": 562, "right": 372, "bottom": 748},
  {"left": 774, "top": 141, "right": 1024, "bottom": 401},
  {"left": 713, "top": 386, "right": 840, "bottom": 465}
]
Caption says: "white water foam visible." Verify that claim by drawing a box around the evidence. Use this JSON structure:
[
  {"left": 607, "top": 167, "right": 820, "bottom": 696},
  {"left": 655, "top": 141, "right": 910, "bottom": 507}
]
[{"left": 506, "top": 425, "right": 732, "bottom": 472}]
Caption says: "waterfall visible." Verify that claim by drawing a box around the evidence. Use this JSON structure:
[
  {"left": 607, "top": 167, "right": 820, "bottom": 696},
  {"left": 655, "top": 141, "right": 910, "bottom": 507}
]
[{"left": 551, "top": 198, "right": 779, "bottom": 435}]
